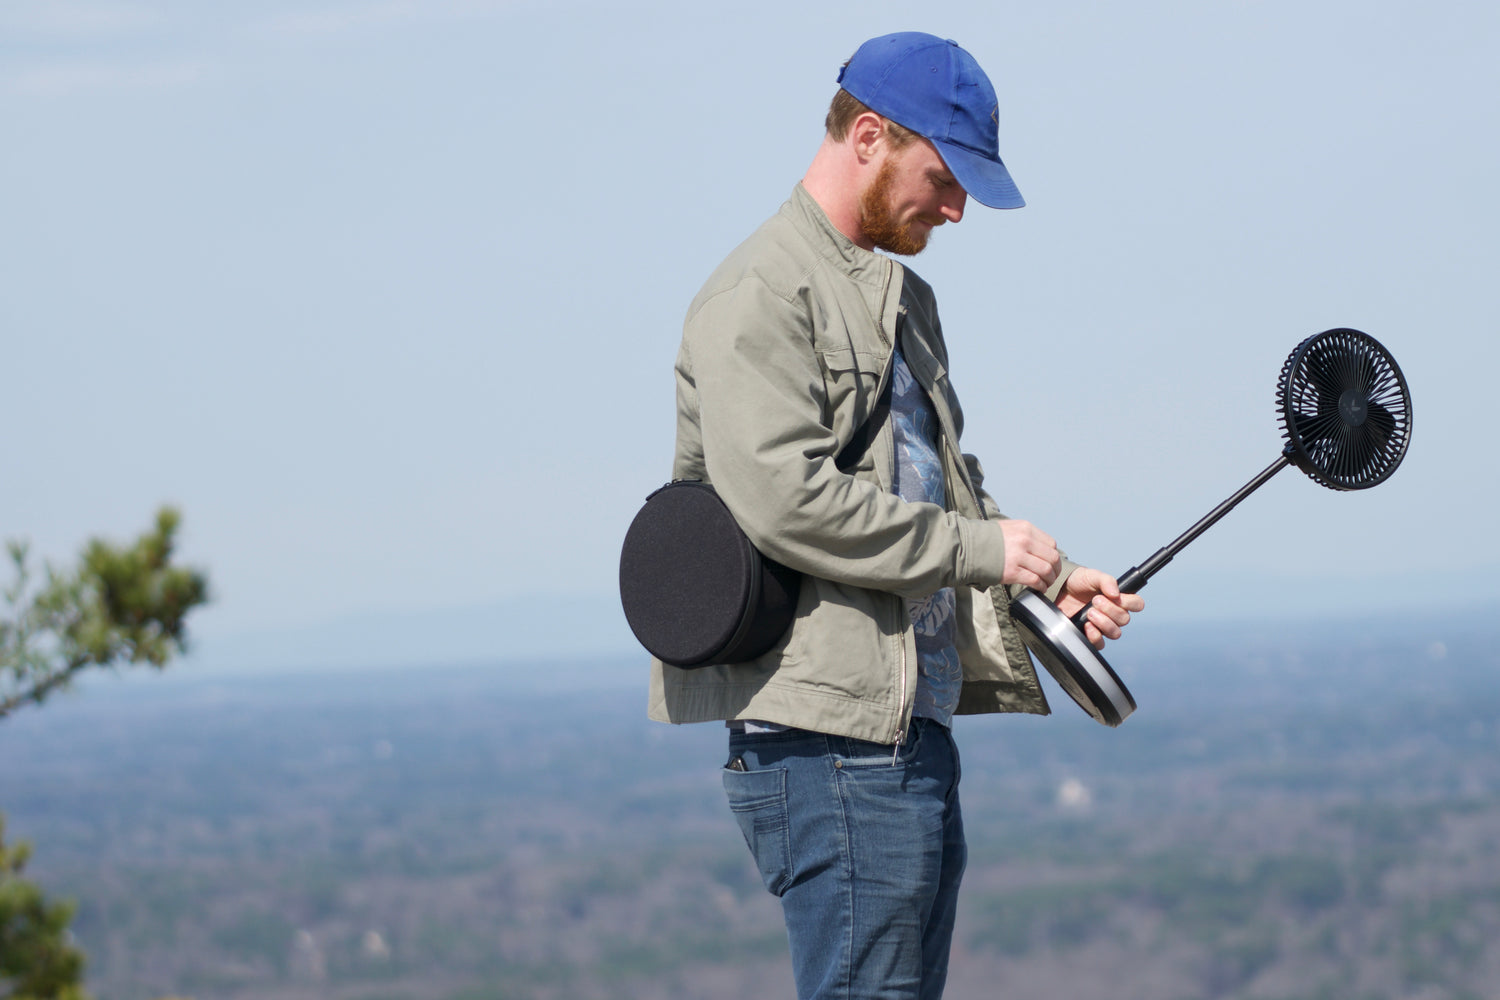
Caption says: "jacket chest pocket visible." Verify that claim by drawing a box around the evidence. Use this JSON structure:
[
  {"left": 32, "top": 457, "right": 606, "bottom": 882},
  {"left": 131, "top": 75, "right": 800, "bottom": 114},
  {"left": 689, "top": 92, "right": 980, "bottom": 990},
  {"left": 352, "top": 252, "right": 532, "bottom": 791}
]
[{"left": 816, "top": 345, "right": 886, "bottom": 453}]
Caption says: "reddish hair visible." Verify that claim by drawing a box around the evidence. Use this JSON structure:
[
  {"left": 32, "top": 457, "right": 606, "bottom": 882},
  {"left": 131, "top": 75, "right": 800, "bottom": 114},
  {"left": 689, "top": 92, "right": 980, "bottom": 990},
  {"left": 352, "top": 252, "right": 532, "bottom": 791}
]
[{"left": 824, "top": 87, "right": 918, "bottom": 149}]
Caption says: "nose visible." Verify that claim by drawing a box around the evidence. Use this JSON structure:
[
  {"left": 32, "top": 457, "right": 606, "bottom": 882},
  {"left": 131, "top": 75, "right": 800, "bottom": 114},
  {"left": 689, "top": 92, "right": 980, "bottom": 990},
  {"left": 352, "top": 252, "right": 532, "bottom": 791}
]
[{"left": 941, "top": 191, "right": 966, "bottom": 224}]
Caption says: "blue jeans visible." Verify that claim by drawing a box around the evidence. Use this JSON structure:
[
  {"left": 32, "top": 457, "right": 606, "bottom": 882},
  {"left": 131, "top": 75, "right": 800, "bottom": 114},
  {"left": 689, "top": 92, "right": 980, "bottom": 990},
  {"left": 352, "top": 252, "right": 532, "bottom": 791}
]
[{"left": 723, "top": 718, "right": 966, "bottom": 1000}]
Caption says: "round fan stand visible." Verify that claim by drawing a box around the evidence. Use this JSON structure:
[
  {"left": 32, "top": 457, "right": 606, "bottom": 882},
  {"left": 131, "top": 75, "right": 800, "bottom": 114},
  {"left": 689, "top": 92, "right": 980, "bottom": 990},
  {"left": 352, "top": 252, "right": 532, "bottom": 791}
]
[{"left": 1017, "top": 328, "right": 1412, "bottom": 728}]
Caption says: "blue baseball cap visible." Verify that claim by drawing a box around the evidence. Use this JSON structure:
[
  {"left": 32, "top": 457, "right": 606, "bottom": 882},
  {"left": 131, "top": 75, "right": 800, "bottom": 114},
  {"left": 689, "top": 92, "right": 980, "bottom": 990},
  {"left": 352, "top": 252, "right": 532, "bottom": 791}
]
[{"left": 837, "top": 32, "right": 1024, "bottom": 209}]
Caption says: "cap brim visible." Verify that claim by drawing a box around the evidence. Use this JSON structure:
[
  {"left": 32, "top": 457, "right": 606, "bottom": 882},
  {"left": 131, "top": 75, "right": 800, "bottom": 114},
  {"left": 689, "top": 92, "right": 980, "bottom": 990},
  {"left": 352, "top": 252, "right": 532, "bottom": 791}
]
[{"left": 933, "top": 139, "right": 1025, "bottom": 209}]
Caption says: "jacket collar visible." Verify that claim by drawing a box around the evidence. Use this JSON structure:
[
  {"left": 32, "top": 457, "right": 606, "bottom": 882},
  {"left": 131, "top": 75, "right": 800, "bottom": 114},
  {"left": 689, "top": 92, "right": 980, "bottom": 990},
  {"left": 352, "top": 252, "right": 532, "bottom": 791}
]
[
  {"left": 785, "top": 183, "right": 900, "bottom": 288},
  {"left": 784, "top": 183, "right": 906, "bottom": 344}
]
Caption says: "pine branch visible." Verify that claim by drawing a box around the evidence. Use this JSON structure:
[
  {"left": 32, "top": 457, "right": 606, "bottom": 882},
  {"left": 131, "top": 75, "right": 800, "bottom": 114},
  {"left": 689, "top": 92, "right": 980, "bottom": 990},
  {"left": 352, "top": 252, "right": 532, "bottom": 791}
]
[{"left": 0, "top": 508, "right": 209, "bottom": 721}]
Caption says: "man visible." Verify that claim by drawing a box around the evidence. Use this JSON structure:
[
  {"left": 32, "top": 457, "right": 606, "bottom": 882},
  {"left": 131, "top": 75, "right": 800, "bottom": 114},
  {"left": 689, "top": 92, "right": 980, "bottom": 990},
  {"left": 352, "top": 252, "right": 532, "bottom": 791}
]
[{"left": 648, "top": 32, "right": 1144, "bottom": 999}]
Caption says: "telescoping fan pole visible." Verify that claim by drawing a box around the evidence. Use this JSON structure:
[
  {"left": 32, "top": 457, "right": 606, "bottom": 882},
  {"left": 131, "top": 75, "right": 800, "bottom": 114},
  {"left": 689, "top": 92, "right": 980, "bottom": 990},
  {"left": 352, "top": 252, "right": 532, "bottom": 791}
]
[
  {"left": 1067, "top": 449, "right": 1294, "bottom": 630},
  {"left": 1015, "top": 327, "right": 1412, "bottom": 730}
]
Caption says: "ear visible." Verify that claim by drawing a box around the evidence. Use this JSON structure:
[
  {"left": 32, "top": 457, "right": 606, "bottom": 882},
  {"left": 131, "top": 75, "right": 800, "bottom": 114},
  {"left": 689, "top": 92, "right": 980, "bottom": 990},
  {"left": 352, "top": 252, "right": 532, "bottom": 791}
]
[{"left": 849, "top": 111, "right": 889, "bottom": 164}]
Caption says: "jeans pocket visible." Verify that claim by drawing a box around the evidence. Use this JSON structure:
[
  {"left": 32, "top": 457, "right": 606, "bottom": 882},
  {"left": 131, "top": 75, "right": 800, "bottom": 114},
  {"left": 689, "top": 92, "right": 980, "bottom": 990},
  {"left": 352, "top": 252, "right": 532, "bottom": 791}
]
[
  {"left": 722, "top": 765, "right": 792, "bottom": 896},
  {"left": 834, "top": 721, "right": 925, "bottom": 769}
]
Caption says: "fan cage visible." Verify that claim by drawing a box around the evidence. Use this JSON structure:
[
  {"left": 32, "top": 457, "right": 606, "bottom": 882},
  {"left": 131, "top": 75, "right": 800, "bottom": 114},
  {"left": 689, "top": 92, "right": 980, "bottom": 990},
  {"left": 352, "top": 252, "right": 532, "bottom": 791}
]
[{"left": 1277, "top": 328, "right": 1412, "bottom": 491}]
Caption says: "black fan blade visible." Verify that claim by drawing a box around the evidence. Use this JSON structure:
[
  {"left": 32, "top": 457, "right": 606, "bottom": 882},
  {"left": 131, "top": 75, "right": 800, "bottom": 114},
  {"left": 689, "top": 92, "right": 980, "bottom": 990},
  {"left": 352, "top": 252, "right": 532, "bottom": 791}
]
[{"left": 1278, "top": 328, "right": 1412, "bottom": 491}]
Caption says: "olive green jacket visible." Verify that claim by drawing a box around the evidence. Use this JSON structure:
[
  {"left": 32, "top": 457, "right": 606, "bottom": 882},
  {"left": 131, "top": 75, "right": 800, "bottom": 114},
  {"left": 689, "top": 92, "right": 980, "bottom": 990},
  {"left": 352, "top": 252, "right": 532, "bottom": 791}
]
[{"left": 648, "top": 184, "right": 1075, "bottom": 744}]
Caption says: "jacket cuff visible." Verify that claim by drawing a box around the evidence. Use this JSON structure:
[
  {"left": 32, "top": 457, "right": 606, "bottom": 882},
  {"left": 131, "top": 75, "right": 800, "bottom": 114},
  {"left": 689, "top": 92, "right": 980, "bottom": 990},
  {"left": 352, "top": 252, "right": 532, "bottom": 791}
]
[
  {"left": 1001, "top": 558, "right": 1082, "bottom": 602},
  {"left": 1043, "top": 557, "right": 1083, "bottom": 603},
  {"left": 957, "top": 517, "right": 1008, "bottom": 589}
]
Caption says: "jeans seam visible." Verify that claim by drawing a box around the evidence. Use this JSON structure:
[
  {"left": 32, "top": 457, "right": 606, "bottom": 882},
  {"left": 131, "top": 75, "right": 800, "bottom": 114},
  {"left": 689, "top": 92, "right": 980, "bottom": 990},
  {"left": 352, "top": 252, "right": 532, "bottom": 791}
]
[{"left": 827, "top": 732, "right": 856, "bottom": 1000}]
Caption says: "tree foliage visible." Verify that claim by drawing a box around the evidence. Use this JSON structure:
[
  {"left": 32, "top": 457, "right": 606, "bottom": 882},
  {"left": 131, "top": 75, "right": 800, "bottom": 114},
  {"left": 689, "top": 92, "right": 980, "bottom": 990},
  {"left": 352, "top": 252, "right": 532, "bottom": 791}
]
[
  {"left": 2, "top": 507, "right": 209, "bottom": 999},
  {"left": 0, "top": 816, "right": 87, "bottom": 1000},
  {"left": 1, "top": 507, "right": 209, "bottom": 720}
]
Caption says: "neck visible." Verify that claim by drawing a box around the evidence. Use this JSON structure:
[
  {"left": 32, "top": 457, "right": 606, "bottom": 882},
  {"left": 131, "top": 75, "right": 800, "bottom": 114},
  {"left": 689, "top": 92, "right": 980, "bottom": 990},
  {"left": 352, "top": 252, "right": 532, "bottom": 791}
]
[{"left": 801, "top": 137, "right": 875, "bottom": 251}]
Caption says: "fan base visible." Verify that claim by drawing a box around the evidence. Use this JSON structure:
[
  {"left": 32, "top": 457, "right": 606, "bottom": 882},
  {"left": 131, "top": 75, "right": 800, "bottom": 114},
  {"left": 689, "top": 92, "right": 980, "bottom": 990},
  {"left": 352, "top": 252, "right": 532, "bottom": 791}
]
[{"left": 1011, "top": 590, "right": 1137, "bottom": 728}]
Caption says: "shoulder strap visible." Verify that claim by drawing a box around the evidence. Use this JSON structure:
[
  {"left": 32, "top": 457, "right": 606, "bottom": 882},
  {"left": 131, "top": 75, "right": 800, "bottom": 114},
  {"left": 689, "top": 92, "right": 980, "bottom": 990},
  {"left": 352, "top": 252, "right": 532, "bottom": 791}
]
[{"left": 834, "top": 350, "right": 896, "bottom": 474}]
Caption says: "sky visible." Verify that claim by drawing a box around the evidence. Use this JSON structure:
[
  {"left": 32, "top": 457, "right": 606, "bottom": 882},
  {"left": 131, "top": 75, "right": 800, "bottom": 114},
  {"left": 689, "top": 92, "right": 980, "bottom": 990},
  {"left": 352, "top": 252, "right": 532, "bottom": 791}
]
[{"left": 3, "top": 0, "right": 1497, "bottom": 675}]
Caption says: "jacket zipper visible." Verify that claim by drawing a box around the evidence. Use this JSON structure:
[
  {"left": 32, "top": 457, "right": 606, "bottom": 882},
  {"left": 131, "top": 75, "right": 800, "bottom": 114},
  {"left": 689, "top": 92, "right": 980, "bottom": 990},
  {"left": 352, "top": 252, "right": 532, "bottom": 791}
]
[
  {"left": 889, "top": 318, "right": 909, "bottom": 765},
  {"left": 892, "top": 628, "right": 907, "bottom": 765}
]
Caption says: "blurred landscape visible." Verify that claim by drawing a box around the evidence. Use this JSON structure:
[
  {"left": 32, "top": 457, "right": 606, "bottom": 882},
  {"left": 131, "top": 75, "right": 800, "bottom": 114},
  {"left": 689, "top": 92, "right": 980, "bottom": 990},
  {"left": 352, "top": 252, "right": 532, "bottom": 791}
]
[{"left": 3, "top": 607, "right": 1499, "bottom": 1000}]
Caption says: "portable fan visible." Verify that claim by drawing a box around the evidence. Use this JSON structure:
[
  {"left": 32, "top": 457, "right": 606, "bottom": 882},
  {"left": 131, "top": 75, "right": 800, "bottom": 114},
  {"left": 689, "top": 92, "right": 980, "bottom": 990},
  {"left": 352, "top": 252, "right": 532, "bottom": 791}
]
[{"left": 1012, "top": 328, "right": 1413, "bottom": 727}]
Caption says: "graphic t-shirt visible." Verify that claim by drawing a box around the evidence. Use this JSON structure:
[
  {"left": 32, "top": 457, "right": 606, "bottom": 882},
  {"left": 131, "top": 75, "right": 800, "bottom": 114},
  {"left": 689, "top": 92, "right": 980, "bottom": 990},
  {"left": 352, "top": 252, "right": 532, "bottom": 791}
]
[{"left": 889, "top": 339, "right": 962, "bottom": 727}]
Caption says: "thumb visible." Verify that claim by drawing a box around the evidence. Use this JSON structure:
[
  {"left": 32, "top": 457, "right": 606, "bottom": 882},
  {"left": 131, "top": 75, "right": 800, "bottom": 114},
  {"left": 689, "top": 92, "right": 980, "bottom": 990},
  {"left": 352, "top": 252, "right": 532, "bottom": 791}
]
[{"left": 1092, "top": 570, "right": 1122, "bottom": 600}]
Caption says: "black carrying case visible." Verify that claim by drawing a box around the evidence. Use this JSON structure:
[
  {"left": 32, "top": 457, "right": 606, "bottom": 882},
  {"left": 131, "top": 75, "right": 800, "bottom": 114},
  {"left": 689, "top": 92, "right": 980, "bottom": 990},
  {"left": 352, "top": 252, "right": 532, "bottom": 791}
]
[{"left": 618, "top": 480, "right": 801, "bottom": 667}]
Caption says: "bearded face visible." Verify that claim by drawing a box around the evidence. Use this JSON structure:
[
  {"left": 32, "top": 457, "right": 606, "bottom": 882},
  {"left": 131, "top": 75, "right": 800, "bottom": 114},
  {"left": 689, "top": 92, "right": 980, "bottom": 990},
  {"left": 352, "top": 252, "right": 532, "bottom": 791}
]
[{"left": 858, "top": 155, "right": 933, "bottom": 257}]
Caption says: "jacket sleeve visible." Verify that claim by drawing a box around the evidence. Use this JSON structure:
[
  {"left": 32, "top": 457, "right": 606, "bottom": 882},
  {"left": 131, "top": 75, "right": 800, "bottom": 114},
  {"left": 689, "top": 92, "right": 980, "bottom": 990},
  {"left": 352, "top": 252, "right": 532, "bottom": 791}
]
[{"left": 680, "top": 274, "right": 1009, "bottom": 601}]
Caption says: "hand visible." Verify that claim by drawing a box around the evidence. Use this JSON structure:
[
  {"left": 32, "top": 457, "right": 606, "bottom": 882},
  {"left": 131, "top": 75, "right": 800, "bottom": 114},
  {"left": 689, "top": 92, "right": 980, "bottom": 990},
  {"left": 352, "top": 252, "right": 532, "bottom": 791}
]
[
  {"left": 999, "top": 520, "right": 1062, "bottom": 591},
  {"left": 1054, "top": 568, "right": 1146, "bottom": 650}
]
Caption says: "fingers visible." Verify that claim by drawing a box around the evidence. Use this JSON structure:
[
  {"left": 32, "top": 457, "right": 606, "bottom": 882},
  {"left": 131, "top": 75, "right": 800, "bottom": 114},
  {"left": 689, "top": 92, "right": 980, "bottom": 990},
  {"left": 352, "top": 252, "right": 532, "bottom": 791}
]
[
  {"left": 1082, "top": 619, "right": 1106, "bottom": 651},
  {"left": 1088, "top": 569, "right": 1121, "bottom": 600},
  {"left": 1077, "top": 590, "right": 1146, "bottom": 646},
  {"left": 1010, "top": 551, "right": 1060, "bottom": 591},
  {"left": 1078, "top": 598, "right": 1128, "bottom": 647},
  {"left": 1072, "top": 568, "right": 1130, "bottom": 604},
  {"left": 1063, "top": 569, "right": 1146, "bottom": 649},
  {"left": 999, "top": 520, "right": 1061, "bottom": 590}
]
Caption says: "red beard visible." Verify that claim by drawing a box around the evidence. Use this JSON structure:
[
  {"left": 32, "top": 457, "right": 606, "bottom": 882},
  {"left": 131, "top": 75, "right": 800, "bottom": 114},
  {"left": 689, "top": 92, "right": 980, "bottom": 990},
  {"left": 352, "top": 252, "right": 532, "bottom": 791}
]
[{"left": 859, "top": 156, "right": 932, "bottom": 257}]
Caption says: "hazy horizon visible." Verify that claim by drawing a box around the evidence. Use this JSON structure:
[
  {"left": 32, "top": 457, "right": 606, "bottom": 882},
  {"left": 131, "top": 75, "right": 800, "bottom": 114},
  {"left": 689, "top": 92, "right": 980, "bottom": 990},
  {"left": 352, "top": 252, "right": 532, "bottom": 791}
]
[{"left": 6, "top": 0, "right": 1495, "bottom": 680}]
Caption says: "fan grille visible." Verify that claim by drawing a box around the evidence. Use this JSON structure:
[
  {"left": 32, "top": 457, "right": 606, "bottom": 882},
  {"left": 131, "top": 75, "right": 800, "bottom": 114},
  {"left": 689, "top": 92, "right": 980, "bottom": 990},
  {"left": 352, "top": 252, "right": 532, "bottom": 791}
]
[{"left": 1278, "top": 328, "right": 1412, "bottom": 491}]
